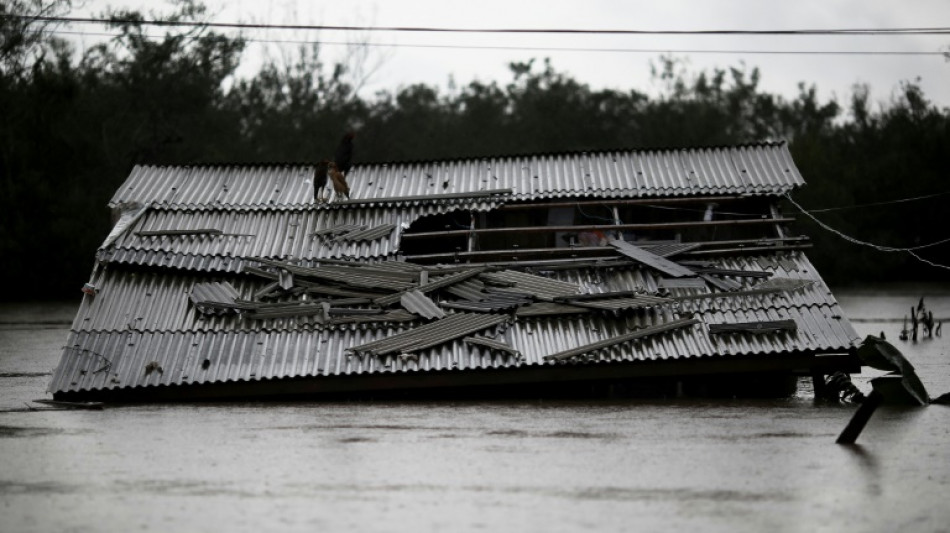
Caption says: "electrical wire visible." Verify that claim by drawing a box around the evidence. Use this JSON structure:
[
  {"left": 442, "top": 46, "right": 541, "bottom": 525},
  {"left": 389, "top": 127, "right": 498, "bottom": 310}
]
[
  {"left": 638, "top": 203, "right": 764, "bottom": 218},
  {"left": 575, "top": 203, "right": 617, "bottom": 223},
  {"left": 9, "top": 15, "right": 950, "bottom": 36},
  {"left": 806, "top": 190, "right": 950, "bottom": 212},
  {"left": 37, "top": 29, "right": 947, "bottom": 56},
  {"left": 784, "top": 193, "right": 950, "bottom": 271}
]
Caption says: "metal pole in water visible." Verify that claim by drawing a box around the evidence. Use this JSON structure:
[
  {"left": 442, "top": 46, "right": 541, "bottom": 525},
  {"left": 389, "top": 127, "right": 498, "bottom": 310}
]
[{"left": 836, "top": 390, "right": 884, "bottom": 444}]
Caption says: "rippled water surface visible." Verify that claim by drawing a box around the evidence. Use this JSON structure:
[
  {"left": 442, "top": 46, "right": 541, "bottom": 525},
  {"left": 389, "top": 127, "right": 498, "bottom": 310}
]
[{"left": 1, "top": 286, "right": 948, "bottom": 532}]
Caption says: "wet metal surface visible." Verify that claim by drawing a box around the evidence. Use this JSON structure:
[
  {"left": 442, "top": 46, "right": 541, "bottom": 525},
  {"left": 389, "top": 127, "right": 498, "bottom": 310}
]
[{"left": 2, "top": 288, "right": 950, "bottom": 532}]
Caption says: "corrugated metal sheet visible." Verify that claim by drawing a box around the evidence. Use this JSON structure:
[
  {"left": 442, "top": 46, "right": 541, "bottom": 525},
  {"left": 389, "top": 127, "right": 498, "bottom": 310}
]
[
  {"left": 562, "top": 294, "right": 673, "bottom": 312},
  {"left": 69, "top": 270, "right": 417, "bottom": 333},
  {"left": 50, "top": 137, "right": 855, "bottom": 399},
  {"left": 464, "top": 336, "right": 521, "bottom": 358},
  {"left": 49, "top": 300, "right": 853, "bottom": 395},
  {"left": 99, "top": 203, "right": 502, "bottom": 270},
  {"left": 69, "top": 252, "right": 845, "bottom": 332},
  {"left": 348, "top": 313, "right": 511, "bottom": 356},
  {"left": 108, "top": 143, "right": 803, "bottom": 209},
  {"left": 610, "top": 239, "right": 696, "bottom": 278},
  {"left": 545, "top": 317, "right": 700, "bottom": 361},
  {"left": 400, "top": 290, "right": 445, "bottom": 320},
  {"left": 480, "top": 270, "right": 581, "bottom": 300}
]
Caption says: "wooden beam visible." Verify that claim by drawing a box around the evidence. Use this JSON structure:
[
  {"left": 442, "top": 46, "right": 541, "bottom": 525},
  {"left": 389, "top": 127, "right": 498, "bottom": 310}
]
[
  {"left": 401, "top": 217, "right": 795, "bottom": 240},
  {"left": 496, "top": 195, "right": 748, "bottom": 211}
]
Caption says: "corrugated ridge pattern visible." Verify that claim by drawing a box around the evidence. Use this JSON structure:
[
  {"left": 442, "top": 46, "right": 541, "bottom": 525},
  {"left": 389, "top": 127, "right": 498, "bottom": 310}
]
[
  {"left": 108, "top": 143, "right": 803, "bottom": 209},
  {"left": 100, "top": 203, "right": 499, "bottom": 269},
  {"left": 49, "top": 299, "right": 851, "bottom": 395}
]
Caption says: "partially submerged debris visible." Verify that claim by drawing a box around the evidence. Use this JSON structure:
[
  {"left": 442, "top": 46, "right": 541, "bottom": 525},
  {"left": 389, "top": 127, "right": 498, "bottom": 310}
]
[{"left": 856, "top": 335, "right": 929, "bottom": 405}]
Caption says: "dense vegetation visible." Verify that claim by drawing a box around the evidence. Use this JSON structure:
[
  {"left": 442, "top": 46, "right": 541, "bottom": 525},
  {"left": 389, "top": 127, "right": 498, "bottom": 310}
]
[{"left": 2, "top": 1, "right": 948, "bottom": 300}]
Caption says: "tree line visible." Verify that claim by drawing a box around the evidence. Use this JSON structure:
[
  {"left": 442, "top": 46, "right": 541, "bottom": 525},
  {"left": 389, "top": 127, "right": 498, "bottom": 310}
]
[{"left": 2, "top": 0, "right": 948, "bottom": 300}]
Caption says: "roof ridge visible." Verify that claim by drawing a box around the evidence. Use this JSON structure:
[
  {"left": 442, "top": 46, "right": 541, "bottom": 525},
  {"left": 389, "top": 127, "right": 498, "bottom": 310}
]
[{"left": 131, "top": 140, "right": 790, "bottom": 170}]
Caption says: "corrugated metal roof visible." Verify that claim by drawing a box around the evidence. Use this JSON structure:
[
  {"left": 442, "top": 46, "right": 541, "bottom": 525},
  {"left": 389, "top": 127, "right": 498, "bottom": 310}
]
[
  {"left": 69, "top": 252, "right": 844, "bottom": 332},
  {"left": 99, "top": 203, "right": 503, "bottom": 270},
  {"left": 50, "top": 140, "right": 856, "bottom": 398},
  {"left": 49, "top": 301, "right": 853, "bottom": 395},
  {"left": 108, "top": 142, "right": 803, "bottom": 210},
  {"left": 464, "top": 336, "right": 521, "bottom": 358}
]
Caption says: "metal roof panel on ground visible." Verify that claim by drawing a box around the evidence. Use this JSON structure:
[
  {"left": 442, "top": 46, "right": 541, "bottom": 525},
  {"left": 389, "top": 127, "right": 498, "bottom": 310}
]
[{"left": 108, "top": 143, "right": 803, "bottom": 210}]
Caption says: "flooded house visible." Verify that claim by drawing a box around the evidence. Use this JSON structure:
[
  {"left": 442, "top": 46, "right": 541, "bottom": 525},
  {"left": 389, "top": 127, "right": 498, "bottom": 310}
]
[{"left": 48, "top": 141, "right": 862, "bottom": 401}]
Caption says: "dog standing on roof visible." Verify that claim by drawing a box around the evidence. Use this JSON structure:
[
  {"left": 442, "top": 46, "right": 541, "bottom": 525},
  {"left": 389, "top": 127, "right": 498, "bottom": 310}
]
[{"left": 313, "top": 131, "right": 355, "bottom": 203}]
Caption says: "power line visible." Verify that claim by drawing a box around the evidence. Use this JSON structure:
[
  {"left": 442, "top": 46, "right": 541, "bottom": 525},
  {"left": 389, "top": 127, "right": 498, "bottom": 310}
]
[
  {"left": 784, "top": 193, "right": 950, "bottom": 271},
  {"left": 807, "top": 190, "right": 950, "bottom": 213},
  {"left": 8, "top": 14, "right": 950, "bottom": 36},
  {"left": 42, "top": 29, "right": 948, "bottom": 57}
]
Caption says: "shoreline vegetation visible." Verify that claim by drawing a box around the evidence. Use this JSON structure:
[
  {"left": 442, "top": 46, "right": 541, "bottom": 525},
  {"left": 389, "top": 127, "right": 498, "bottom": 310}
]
[{"left": 2, "top": 1, "right": 948, "bottom": 300}]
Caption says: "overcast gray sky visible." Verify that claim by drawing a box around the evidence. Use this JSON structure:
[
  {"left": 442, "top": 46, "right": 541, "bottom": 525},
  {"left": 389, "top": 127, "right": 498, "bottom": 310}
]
[{"left": 70, "top": 0, "right": 950, "bottom": 111}]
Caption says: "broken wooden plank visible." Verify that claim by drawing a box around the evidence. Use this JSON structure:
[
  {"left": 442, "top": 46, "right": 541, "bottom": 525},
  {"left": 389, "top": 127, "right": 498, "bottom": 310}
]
[
  {"left": 544, "top": 317, "right": 700, "bottom": 361},
  {"left": 609, "top": 239, "right": 695, "bottom": 278}
]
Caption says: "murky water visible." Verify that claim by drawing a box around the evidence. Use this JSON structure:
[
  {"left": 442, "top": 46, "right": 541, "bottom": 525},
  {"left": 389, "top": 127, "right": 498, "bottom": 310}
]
[{"left": 1, "top": 287, "right": 949, "bottom": 532}]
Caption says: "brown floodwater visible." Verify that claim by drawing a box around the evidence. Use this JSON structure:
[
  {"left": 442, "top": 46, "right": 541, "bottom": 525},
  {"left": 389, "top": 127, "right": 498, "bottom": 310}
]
[{"left": 1, "top": 286, "right": 948, "bottom": 532}]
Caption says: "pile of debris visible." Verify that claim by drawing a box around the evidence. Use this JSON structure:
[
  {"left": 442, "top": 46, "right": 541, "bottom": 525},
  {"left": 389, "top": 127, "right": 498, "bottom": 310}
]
[{"left": 188, "top": 240, "right": 812, "bottom": 363}]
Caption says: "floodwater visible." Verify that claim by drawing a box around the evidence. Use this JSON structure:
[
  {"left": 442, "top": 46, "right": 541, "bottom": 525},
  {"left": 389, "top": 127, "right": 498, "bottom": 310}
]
[{"left": 1, "top": 286, "right": 949, "bottom": 533}]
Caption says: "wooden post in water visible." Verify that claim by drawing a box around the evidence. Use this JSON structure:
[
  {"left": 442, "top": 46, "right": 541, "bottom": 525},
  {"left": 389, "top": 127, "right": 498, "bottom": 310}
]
[{"left": 836, "top": 390, "right": 884, "bottom": 444}]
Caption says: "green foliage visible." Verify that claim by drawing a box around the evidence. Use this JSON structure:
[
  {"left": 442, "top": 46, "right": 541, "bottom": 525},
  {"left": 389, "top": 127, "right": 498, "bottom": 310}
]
[{"left": 0, "top": 2, "right": 947, "bottom": 298}]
